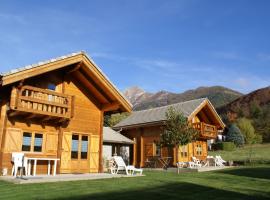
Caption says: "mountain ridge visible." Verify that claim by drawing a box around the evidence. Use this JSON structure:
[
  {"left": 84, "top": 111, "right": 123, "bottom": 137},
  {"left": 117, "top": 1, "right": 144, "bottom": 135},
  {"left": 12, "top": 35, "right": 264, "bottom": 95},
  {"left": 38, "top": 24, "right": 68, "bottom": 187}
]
[{"left": 123, "top": 86, "right": 243, "bottom": 111}]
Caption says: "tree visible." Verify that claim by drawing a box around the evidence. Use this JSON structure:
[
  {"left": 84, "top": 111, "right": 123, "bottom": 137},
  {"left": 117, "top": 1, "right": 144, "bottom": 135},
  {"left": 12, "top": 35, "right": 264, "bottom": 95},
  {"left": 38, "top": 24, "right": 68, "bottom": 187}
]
[
  {"left": 236, "top": 118, "right": 256, "bottom": 144},
  {"left": 226, "top": 124, "right": 245, "bottom": 147},
  {"left": 104, "top": 112, "right": 130, "bottom": 127},
  {"left": 160, "top": 107, "right": 199, "bottom": 162},
  {"left": 250, "top": 101, "right": 262, "bottom": 119}
]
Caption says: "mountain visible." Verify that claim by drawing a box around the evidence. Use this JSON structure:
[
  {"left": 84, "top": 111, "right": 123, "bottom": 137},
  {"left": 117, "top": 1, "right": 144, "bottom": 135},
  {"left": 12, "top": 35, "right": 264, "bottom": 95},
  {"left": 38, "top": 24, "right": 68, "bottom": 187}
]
[
  {"left": 218, "top": 86, "right": 270, "bottom": 121},
  {"left": 123, "top": 86, "right": 243, "bottom": 111}
]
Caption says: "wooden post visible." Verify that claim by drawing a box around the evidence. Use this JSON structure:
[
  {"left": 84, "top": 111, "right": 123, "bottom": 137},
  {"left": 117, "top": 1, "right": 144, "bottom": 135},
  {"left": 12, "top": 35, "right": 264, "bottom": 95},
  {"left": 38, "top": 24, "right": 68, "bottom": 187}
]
[
  {"left": 98, "top": 111, "right": 104, "bottom": 173},
  {"left": 140, "top": 129, "right": 144, "bottom": 167},
  {"left": 10, "top": 87, "right": 18, "bottom": 109},
  {"left": 133, "top": 138, "right": 137, "bottom": 166}
]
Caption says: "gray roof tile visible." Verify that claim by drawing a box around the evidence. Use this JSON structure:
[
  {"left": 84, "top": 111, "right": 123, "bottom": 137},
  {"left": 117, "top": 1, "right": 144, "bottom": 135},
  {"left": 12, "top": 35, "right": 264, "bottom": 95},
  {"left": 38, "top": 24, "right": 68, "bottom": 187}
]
[
  {"left": 114, "top": 98, "right": 206, "bottom": 128},
  {"left": 103, "top": 127, "right": 134, "bottom": 144}
]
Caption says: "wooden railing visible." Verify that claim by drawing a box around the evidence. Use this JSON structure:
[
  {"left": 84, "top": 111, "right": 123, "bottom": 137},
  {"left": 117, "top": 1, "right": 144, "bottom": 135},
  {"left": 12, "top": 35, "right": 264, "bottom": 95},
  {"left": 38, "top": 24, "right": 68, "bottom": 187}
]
[
  {"left": 10, "top": 85, "right": 74, "bottom": 120},
  {"left": 193, "top": 122, "right": 217, "bottom": 139}
]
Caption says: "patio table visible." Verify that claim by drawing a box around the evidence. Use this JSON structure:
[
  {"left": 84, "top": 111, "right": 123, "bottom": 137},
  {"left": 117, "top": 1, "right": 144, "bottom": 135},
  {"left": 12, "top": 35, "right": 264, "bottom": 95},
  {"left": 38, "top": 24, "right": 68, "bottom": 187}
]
[
  {"left": 158, "top": 157, "right": 172, "bottom": 169},
  {"left": 25, "top": 157, "right": 60, "bottom": 176}
]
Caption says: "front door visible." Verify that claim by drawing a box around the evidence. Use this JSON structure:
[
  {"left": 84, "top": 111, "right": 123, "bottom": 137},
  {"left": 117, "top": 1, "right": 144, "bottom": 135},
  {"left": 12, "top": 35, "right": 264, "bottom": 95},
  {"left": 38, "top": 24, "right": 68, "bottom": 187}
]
[
  {"left": 178, "top": 144, "right": 189, "bottom": 162},
  {"left": 71, "top": 134, "right": 90, "bottom": 173}
]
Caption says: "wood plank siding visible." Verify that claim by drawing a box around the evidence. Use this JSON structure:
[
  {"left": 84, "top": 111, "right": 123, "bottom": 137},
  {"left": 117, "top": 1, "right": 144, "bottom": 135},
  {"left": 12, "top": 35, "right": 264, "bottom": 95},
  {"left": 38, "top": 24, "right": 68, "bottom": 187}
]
[{"left": 0, "top": 52, "right": 131, "bottom": 175}]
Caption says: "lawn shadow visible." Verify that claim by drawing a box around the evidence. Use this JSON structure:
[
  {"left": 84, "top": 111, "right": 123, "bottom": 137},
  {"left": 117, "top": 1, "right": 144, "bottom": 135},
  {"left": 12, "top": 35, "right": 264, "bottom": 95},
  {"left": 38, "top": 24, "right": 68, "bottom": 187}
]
[
  {"left": 217, "top": 167, "right": 270, "bottom": 180},
  {"left": 54, "top": 182, "right": 270, "bottom": 200}
]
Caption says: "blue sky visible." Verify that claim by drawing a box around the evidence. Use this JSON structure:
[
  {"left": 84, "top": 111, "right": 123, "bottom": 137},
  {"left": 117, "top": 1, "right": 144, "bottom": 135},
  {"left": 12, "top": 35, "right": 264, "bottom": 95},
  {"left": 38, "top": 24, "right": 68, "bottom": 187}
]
[{"left": 0, "top": 0, "right": 270, "bottom": 94}]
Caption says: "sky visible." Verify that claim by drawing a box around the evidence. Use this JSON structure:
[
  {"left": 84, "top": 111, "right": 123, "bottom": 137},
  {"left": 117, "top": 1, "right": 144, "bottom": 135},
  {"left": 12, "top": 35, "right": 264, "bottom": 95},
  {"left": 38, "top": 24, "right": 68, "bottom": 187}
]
[{"left": 0, "top": 0, "right": 270, "bottom": 94}]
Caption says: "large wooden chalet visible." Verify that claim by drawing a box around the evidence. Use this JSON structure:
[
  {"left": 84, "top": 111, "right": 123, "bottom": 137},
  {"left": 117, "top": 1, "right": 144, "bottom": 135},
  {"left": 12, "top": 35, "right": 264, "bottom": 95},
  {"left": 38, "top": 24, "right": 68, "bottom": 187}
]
[
  {"left": 0, "top": 52, "right": 132, "bottom": 175},
  {"left": 114, "top": 98, "right": 225, "bottom": 167}
]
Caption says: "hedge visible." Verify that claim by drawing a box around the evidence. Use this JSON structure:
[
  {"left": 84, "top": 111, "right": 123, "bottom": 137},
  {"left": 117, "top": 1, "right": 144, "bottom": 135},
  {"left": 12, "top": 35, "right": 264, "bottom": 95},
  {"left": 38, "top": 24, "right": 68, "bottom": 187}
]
[{"left": 212, "top": 142, "right": 236, "bottom": 151}]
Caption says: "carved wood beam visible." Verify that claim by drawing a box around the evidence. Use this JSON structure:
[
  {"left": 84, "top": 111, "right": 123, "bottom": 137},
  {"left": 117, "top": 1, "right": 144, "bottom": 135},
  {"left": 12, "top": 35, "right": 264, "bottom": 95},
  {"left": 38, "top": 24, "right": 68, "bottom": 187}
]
[
  {"left": 102, "top": 102, "right": 120, "bottom": 112},
  {"left": 66, "top": 62, "right": 83, "bottom": 74}
]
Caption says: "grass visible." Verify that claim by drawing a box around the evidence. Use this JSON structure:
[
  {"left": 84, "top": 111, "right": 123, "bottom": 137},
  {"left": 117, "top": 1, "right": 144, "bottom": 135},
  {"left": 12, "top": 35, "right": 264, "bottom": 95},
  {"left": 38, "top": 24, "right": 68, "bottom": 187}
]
[
  {"left": 0, "top": 166, "right": 270, "bottom": 200},
  {"left": 209, "top": 143, "right": 270, "bottom": 164}
]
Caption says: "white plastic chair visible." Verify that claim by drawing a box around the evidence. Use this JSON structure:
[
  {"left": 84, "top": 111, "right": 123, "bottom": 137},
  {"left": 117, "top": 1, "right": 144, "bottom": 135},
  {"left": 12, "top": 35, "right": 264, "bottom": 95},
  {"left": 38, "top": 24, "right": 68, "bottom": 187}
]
[
  {"left": 111, "top": 156, "right": 143, "bottom": 175},
  {"left": 215, "top": 155, "right": 226, "bottom": 167},
  {"left": 11, "top": 153, "right": 27, "bottom": 177},
  {"left": 191, "top": 156, "right": 202, "bottom": 167}
]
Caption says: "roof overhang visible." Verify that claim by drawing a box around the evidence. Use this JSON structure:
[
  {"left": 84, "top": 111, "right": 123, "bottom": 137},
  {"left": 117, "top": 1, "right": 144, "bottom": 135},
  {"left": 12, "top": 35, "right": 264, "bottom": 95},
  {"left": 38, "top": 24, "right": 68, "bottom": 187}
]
[
  {"left": 188, "top": 99, "right": 225, "bottom": 129},
  {"left": 0, "top": 52, "right": 132, "bottom": 113}
]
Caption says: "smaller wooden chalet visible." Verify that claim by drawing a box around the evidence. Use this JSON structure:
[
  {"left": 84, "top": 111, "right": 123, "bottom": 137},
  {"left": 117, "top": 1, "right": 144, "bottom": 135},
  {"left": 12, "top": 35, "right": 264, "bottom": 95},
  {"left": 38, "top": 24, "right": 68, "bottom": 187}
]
[
  {"left": 102, "top": 127, "right": 134, "bottom": 165},
  {"left": 114, "top": 98, "right": 225, "bottom": 167},
  {"left": 0, "top": 52, "right": 132, "bottom": 175}
]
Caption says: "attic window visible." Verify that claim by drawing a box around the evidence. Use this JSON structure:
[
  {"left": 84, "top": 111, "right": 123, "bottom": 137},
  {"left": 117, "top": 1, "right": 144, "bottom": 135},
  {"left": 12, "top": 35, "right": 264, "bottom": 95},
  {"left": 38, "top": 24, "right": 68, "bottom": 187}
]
[{"left": 48, "top": 83, "right": 56, "bottom": 91}]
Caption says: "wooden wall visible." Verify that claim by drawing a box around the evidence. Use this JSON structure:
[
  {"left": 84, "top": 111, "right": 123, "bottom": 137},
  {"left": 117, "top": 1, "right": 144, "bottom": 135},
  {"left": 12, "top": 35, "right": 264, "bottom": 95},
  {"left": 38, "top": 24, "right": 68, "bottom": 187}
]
[
  {"left": 0, "top": 69, "right": 102, "bottom": 175},
  {"left": 123, "top": 112, "right": 212, "bottom": 168}
]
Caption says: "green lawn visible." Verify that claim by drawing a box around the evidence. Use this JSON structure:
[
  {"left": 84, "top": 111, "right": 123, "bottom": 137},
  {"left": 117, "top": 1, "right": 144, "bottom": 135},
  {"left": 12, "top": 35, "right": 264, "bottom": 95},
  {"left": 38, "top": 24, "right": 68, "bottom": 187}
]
[
  {"left": 0, "top": 166, "right": 270, "bottom": 200},
  {"left": 209, "top": 143, "right": 270, "bottom": 164}
]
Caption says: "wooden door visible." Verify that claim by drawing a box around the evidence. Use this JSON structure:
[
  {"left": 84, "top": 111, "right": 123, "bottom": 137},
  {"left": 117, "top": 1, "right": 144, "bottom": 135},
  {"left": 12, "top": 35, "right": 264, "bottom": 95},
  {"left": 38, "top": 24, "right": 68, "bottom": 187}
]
[
  {"left": 145, "top": 143, "right": 154, "bottom": 158},
  {"left": 60, "top": 132, "right": 72, "bottom": 173},
  {"left": 178, "top": 144, "right": 189, "bottom": 162},
  {"left": 70, "top": 134, "right": 90, "bottom": 173},
  {"left": 89, "top": 135, "right": 100, "bottom": 173}
]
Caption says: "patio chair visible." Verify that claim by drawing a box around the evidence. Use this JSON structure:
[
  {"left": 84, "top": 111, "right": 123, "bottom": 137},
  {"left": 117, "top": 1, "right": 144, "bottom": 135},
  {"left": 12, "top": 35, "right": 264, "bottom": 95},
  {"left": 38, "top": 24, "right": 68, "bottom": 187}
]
[
  {"left": 111, "top": 156, "right": 143, "bottom": 175},
  {"left": 191, "top": 157, "right": 202, "bottom": 168},
  {"left": 11, "top": 153, "right": 27, "bottom": 177},
  {"left": 215, "top": 155, "right": 227, "bottom": 166}
]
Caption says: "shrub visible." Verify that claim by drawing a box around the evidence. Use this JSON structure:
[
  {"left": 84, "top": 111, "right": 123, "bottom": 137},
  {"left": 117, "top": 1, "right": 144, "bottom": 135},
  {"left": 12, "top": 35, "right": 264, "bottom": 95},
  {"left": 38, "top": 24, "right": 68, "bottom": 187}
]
[
  {"left": 212, "top": 142, "right": 236, "bottom": 151},
  {"left": 254, "top": 134, "right": 263, "bottom": 144},
  {"left": 226, "top": 124, "right": 245, "bottom": 147},
  {"left": 236, "top": 118, "right": 256, "bottom": 144}
]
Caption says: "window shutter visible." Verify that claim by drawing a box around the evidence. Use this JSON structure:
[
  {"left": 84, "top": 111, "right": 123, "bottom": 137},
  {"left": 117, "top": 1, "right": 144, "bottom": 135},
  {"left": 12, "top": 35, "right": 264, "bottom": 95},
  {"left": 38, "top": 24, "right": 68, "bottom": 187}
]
[
  {"left": 89, "top": 134, "right": 100, "bottom": 173},
  {"left": 4, "top": 128, "right": 22, "bottom": 152}
]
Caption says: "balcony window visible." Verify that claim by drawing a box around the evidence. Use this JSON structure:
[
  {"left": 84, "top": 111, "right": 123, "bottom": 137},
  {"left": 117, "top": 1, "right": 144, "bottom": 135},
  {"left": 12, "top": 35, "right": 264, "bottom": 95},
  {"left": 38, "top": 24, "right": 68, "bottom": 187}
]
[{"left": 48, "top": 83, "right": 56, "bottom": 91}]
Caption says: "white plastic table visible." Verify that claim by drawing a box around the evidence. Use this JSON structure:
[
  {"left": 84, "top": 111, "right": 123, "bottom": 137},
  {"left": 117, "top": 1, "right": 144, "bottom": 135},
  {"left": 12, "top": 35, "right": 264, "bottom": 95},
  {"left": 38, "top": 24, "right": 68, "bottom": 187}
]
[{"left": 25, "top": 157, "right": 60, "bottom": 176}]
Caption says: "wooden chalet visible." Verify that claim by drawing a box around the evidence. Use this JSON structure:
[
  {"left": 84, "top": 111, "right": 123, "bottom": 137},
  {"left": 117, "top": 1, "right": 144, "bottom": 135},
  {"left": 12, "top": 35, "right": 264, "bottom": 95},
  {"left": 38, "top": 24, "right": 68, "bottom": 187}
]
[
  {"left": 0, "top": 51, "right": 132, "bottom": 175},
  {"left": 114, "top": 98, "right": 225, "bottom": 167}
]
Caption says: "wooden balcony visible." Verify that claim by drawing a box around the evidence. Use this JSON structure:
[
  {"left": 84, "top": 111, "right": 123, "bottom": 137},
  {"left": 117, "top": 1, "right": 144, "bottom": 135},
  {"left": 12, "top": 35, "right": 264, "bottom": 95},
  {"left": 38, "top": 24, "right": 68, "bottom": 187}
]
[
  {"left": 9, "top": 85, "right": 74, "bottom": 121},
  {"left": 193, "top": 122, "right": 217, "bottom": 139}
]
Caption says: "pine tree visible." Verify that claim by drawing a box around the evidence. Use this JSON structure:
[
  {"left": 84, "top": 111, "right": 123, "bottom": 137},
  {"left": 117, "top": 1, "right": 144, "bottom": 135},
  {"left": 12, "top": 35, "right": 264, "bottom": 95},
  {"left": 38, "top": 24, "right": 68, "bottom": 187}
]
[{"left": 226, "top": 124, "right": 245, "bottom": 147}]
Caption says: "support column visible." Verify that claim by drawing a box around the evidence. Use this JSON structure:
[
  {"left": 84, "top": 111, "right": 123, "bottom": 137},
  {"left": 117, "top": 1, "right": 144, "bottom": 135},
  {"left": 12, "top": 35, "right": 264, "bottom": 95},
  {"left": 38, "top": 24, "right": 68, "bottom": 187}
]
[
  {"left": 139, "top": 128, "right": 144, "bottom": 167},
  {"left": 99, "top": 111, "right": 104, "bottom": 173},
  {"left": 132, "top": 138, "right": 137, "bottom": 166}
]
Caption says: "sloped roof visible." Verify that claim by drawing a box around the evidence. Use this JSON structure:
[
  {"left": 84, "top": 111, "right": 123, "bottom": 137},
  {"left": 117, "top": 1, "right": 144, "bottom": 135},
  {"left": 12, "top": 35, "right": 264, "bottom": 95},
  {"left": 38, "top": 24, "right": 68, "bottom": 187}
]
[
  {"left": 0, "top": 52, "right": 82, "bottom": 77},
  {"left": 0, "top": 51, "right": 132, "bottom": 112},
  {"left": 114, "top": 98, "right": 207, "bottom": 128},
  {"left": 103, "top": 127, "right": 134, "bottom": 144}
]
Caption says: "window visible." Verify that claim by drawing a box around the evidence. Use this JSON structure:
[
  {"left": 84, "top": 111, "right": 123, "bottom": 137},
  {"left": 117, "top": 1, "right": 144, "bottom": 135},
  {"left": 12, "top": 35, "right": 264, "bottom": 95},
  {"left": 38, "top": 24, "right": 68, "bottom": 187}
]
[
  {"left": 81, "top": 136, "right": 88, "bottom": 159},
  {"left": 71, "top": 135, "right": 79, "bottom": 159},
  {"left": 180, "top": 145, "right": 188, "bottom": 157},
  {"left": 22, "top": 132, "right": 43, "bottom": 152},
  {"left": 22, "top": 132, "right": 32, "bottom": 151},
  {"left": 155, "top": 143, "right": 161, "bottom": 156},
  {"left": 34, "top": 133, "right": 43, "bottom": 152},
  {"left": 47, "top": 83, "right": 56, "bottom": 91},
  {"left": 196, "top": 144, "right": 203, "bottom": 156}
]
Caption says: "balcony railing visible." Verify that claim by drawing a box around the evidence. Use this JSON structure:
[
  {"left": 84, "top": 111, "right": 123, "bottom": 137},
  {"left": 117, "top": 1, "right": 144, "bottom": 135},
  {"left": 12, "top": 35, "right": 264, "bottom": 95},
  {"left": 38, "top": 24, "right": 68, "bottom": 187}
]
[
  {"left": 193, "top": 122, "right": 217, "bottom": 139},
  {"left": 10, "top": 85, "right": 74, "bottom": 120}
]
